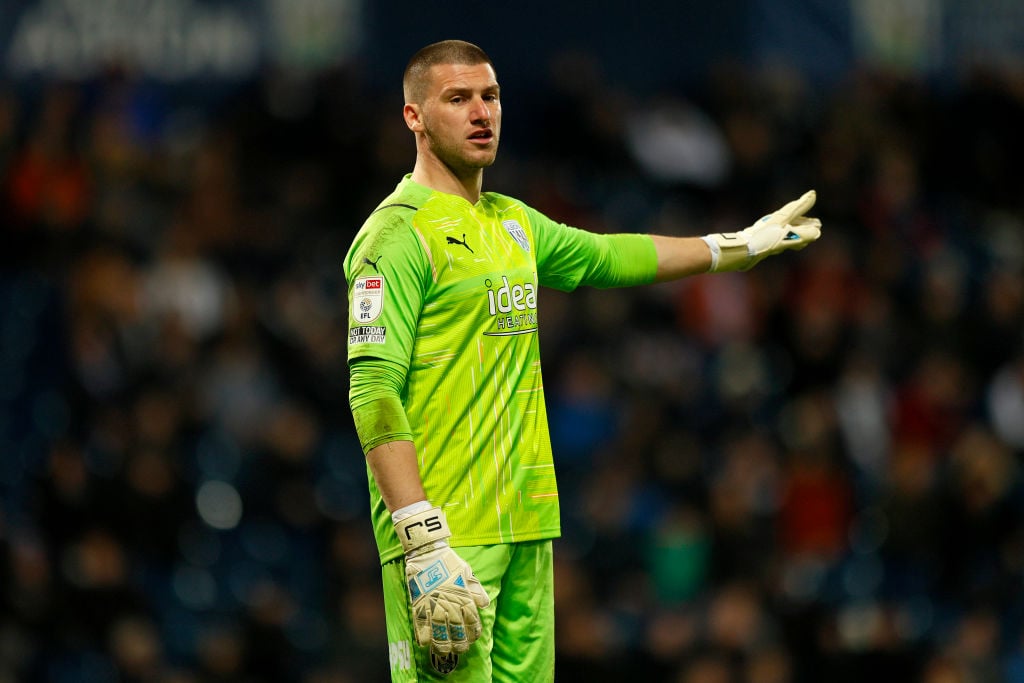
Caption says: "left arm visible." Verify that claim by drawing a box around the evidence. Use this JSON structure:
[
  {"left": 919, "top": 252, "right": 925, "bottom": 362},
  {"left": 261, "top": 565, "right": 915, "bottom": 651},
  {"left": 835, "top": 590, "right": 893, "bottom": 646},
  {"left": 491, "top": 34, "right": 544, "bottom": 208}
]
[{"left": 531, "top": 189, "right": 821, "bottom": 290}]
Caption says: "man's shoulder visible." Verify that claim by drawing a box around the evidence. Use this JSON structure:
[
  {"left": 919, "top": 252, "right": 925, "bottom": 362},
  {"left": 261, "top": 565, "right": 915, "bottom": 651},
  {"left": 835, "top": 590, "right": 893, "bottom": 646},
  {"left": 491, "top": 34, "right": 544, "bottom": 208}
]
[
  {"left": 345, "top": 186, "right": 426, "bottom": 275},
  {"left": 368, "top": 179, "right": 430, "bottom": 219},
  {"left": 352, "top": 202, "right": 417, "bottom": 250},
  {"left": 362, "top": 201, "right": 419, "bottom": 232},
  {"left": 355, "top": 179, "right": 431, "bottom": 238}
]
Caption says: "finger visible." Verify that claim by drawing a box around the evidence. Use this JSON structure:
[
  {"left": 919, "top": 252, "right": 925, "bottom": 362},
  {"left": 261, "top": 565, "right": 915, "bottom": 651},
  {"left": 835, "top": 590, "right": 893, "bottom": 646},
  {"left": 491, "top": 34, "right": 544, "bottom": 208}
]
[
  {"left": 431, "top": 602, "right": 452, "bottom": 653},
  {"left": 789, "top": 216, "right": 820, "bottom": 227},
  {"left": 450, "top": 636, "right": 471, "bottom": 654},
  {"left": 770, "top": 190, "right": 817, "bottom": 225},
  {"left": 784, "top": 217, "right": 822, "bottom": 246},
  {"left": 443, "top": 597, "right": 470, "bottom": 652},
  {"left": 413, "top": 605, "right": 433, "bottom": 647},
  {"left": 462, "top": 601, "right": 483, "bottom": 643}
]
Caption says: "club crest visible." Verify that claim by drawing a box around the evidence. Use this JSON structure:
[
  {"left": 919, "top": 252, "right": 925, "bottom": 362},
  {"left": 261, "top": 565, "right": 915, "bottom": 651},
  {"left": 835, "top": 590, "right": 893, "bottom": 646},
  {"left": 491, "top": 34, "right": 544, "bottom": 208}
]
[
  {"left": 431, "top": 650, "right": 459, "bottom": 675},
  {"left": 502, "top": 219, "right": 530, "bottom": 253}
]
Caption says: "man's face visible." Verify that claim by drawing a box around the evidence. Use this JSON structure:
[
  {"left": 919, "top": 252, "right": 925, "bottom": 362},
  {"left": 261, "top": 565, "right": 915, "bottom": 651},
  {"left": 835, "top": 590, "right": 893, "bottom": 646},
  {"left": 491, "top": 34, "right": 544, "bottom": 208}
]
[{"left": 413, "top": 62, "right": 501, "bottom": 174}]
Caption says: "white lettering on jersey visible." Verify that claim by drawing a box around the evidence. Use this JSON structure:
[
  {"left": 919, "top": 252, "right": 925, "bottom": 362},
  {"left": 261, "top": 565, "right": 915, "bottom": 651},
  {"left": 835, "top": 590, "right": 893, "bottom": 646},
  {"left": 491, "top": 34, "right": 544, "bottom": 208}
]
[
  {"left": 349, "top": 325, "right": 386, "bottom": 345},
  {"left": 389, "top": 640, "right": 412, "bottom": 671},
  {"left": 484, "top": 276, "right": 539, "bottom": 336},
  {"left": 485, "top": 276, "right": 537, "bottom": 314}
]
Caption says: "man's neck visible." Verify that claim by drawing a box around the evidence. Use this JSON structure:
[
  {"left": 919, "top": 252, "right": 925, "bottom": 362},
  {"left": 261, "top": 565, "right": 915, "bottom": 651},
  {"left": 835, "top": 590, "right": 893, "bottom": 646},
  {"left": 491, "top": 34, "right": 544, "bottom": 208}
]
[{"left": 410, "top": 155, "right": 483, "bottom": 204}]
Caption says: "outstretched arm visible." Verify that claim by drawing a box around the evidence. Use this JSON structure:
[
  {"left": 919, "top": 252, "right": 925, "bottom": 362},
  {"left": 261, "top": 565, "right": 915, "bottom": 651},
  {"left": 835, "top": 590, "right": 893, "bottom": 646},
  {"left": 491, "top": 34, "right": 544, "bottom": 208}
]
[
  {"left": 561, "top": 189, "right": 821, "bottom": 288},
  {"left": 649, "top": 190, "right": 822, "bottom": 282},
  {"left": 534, "top": 190, "right": 820, "bottom": 291}
]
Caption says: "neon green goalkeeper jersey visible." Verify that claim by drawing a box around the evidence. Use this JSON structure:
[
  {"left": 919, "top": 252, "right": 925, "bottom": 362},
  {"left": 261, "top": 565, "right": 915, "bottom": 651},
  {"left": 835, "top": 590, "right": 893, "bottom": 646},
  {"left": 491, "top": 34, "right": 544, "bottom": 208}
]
[{"left": 345, "top": 176, "right": 657, "bottom": 564}]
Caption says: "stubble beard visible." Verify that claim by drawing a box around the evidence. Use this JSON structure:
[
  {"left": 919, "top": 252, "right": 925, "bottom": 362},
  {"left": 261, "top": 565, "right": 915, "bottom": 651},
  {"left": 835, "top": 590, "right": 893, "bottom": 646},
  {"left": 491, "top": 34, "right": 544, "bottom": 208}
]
[{"left": 425, "top": 128, "right": 499, "bottom": 177}]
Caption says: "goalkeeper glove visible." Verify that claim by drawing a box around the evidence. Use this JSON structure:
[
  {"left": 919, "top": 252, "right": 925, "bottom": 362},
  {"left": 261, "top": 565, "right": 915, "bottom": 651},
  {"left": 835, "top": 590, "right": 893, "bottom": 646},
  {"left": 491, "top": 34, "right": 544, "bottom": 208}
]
[
  {"left": 702, "top": 190, "right": 821, "bottom": 272},
  {"left": 394, "top": 504, "right": 490, "bottom": 656}
]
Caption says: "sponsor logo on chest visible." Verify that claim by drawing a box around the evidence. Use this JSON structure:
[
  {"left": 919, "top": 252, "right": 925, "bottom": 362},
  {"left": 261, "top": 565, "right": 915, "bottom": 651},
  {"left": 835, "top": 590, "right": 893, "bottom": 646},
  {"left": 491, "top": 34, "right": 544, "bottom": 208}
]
[{"left": 484, "top": 275, "right": 538, "bottom": 336}]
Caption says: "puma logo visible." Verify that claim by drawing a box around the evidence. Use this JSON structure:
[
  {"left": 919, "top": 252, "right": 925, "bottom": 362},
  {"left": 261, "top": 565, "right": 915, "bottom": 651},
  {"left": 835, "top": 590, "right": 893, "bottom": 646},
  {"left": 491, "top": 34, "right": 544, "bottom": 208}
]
[
  {"left": 446, "top": 234, "right": 474, "bottom": 253},
  {"left": 363, "top": 255, "right": 383, "bottom": 272}
]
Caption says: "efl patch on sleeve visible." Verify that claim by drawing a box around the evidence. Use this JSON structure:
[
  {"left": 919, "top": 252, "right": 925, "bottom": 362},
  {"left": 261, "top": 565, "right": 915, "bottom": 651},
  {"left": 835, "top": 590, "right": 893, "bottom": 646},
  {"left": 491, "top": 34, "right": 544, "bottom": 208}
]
[{"left": 352, "top": 275, "right": 384, "bottom": 323}]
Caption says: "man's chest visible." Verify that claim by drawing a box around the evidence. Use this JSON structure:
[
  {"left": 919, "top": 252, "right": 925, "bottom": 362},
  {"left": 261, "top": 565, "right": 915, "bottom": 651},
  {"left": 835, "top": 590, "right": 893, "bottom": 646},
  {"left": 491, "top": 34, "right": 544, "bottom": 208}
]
[
  {"left": 418, "top": 209, "right": 536, "bottom": 289},
  {"left": 414, "top": 210, "right": 540, "bottom": 335}
]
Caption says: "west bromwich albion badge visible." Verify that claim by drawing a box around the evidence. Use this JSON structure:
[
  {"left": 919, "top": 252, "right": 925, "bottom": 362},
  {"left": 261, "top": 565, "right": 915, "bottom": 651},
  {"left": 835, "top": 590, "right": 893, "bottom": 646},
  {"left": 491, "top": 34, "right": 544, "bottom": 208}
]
[{"left": 502, "top": 219, "right": 530, "bottom": 253}]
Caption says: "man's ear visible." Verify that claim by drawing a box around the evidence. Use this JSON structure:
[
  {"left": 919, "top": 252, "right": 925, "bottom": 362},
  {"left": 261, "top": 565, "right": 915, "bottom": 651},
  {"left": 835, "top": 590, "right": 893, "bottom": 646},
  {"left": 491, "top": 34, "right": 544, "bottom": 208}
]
[{"left": 404, "top": 103, "right": 423, "bottom": 132}]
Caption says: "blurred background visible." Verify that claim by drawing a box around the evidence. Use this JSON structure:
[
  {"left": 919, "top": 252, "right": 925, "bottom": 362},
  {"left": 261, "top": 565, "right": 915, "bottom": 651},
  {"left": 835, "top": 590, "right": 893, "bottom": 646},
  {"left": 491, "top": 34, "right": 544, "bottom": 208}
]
[{"left": 2, "top": 0, "right": 1024, "bottom": 681}]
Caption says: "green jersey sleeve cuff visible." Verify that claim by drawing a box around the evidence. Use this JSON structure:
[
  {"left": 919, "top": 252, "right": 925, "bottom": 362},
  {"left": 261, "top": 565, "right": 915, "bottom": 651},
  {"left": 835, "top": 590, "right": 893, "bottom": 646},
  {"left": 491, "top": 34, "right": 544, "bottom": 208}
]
[
  {"left": 585, "top": 233, "right": 659, "bottom": 288},
  {"left": 349, "top": 358, "right": 413, "bottom": 454}
]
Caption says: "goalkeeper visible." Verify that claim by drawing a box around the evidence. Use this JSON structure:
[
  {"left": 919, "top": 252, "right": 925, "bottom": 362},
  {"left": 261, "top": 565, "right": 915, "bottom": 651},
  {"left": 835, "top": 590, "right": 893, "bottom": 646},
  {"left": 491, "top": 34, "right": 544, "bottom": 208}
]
[{"left": 344, "top": 40, "right": 821, "bottom": 682}]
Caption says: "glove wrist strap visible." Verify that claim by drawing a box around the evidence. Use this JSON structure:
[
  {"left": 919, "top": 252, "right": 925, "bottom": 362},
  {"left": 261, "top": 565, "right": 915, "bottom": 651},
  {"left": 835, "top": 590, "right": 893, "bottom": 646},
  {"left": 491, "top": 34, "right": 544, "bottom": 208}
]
[
  {"left": 394, "top": 506, "right": 451, "bottom": 555},
  {"left": 391, "top": 499, "right": 433, "bottom": 523},
  {"left": 703, "top": 233, "right": 752, "bottom": 272}
]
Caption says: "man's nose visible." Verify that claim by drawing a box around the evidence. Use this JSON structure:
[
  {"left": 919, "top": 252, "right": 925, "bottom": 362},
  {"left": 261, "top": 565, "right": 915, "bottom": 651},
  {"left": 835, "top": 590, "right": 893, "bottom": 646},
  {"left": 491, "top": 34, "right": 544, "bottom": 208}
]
[{"left": 469, "top": 97, "right": 490, "bottom": 122}]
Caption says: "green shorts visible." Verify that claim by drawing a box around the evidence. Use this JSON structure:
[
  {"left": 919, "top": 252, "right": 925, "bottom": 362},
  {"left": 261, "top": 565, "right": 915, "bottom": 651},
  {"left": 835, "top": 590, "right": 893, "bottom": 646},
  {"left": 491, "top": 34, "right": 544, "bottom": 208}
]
[{"left": 382, "top": 539, "right": 554, "bottom": 682}]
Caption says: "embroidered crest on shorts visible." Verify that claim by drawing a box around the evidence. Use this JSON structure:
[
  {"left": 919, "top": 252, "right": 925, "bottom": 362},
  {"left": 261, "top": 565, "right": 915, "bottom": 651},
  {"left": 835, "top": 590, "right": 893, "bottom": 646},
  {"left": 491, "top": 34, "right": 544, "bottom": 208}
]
[
  {"left": 430, "top": 650, "right": 459, "bottom": 675},
  {"left": 502, "top": 219, "right": 530, "bottom": 253},
  {"left": 352, "top": 275, "right": 384, "bottom": 323}
]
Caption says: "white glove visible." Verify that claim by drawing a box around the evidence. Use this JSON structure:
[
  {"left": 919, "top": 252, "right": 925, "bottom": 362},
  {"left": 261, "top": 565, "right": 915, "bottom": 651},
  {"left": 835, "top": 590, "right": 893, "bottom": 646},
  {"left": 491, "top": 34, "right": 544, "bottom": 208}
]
[
  {"left": 394, "top": 505, "right": 490, "bottom": 656},
  {"left": 703, "top": 190, "right": 822, "bottom": 272}
]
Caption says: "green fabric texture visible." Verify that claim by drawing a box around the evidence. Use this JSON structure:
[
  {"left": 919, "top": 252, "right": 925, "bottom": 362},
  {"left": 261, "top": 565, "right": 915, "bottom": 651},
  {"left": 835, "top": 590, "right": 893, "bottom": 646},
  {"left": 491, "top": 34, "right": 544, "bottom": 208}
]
[
  {"left": 344, "top": 176, "right": 659, "bottom": 564},
  {"left": 349, "top": 358, "right": 413, "bottom": 453}
]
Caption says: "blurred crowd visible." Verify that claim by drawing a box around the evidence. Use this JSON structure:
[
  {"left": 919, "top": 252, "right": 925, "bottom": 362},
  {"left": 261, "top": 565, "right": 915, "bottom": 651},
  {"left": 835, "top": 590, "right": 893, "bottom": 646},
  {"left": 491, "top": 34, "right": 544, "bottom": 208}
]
[{"left": 2, "top": 49, "right": 1024, "bottom": 683}]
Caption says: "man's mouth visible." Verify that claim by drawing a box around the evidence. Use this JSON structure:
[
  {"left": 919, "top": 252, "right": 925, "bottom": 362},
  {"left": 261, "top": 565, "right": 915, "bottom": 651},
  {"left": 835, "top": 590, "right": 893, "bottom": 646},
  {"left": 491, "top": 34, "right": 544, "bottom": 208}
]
[{"left": 469, "top": 129, "right": 493, "bottom": 143}]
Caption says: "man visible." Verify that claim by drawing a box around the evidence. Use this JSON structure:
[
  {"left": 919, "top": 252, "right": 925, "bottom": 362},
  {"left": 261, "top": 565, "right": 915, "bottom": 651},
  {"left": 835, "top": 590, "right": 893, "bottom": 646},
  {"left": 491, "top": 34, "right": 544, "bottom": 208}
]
[{"left": 344, "top": 39, "right": 821, "bottom": 682}]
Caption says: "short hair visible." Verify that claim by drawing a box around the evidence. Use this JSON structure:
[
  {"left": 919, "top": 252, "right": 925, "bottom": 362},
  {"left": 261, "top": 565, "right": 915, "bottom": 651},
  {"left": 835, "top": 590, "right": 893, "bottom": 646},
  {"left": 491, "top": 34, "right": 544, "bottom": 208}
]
[{"left": 403, "top": 40, "right": 494, "bottom": 104}]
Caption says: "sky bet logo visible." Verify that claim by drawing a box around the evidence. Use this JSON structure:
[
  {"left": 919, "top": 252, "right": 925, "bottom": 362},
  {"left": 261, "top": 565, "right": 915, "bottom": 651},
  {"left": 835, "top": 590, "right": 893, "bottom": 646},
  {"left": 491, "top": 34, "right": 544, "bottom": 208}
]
[
  {"left": 352, "top": 275, "right": 384, "bottom": 323},
  {"left": 484, "top": 276, "right": 538, "bottom": 336}
]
